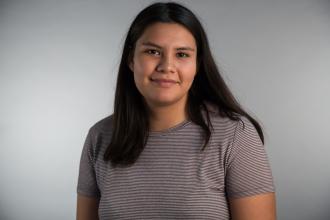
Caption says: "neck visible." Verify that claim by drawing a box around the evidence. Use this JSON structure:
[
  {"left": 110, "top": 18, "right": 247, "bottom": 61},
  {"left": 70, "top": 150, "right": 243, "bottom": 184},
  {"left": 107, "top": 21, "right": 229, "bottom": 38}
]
[{"left": 147, "top": 99, "right": 188, "bottom": 132}]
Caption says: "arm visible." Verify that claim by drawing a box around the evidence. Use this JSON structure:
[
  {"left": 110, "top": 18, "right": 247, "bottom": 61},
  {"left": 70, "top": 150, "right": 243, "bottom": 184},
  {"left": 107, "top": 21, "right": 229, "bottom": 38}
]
[
  {"left": 225, "top": 117, "right": 276, "bottom": 219},
  {"left": 229, "top": 192, "right": 276, "bottom": 220},
  {"left": 76, "top": 194, "right": 100, "bottom": 220},
  {"left": 77, "top": 128, "right": 101, "bottom": 220}
]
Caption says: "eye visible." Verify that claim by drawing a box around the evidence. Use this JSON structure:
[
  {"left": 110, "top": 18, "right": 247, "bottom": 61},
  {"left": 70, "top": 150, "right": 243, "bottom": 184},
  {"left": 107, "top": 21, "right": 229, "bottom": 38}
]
[
  {"left": 145, "top": 49, "right": 160, "bottom": 56},
  {"left": 177, "top": 52, "right": 190, "bottom": 58}
]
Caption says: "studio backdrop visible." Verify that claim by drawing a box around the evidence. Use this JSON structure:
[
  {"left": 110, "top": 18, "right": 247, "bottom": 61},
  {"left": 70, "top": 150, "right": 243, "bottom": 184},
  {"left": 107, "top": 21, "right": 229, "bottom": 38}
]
[{"left": 1, "top": 0, "right": 329, "bottom": 219}]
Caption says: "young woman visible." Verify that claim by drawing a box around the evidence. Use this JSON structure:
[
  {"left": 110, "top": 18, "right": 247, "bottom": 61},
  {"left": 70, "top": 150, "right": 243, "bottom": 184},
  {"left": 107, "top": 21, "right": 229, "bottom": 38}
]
[{"left": 76, "top": 2, "right": 276, "bottom": 220}]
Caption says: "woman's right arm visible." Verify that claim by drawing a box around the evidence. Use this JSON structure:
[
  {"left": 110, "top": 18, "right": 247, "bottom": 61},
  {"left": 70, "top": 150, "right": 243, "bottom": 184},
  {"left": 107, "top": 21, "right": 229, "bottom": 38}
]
[{"left": 76, "top": 194, "right": 100, "bottom": 220}]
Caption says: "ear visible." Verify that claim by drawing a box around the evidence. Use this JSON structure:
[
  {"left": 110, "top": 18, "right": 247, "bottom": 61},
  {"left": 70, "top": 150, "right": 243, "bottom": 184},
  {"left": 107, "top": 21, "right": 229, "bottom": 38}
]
[
  {"left": 129, "top": 61, "right": 134, "bottom": 72},
  {"left": 127, "top": 47, "right": 135, "bottom": 72}
]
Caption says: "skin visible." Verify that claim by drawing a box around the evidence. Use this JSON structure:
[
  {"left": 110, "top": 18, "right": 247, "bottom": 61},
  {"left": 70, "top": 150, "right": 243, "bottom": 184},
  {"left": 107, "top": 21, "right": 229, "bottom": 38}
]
[
  {"left": 76, "top": 195, "right": 99, "bottom": 220},
  {"left": 129, "top": 22, "right": 197, "bottom": 131},
  {"left": 77, "top": 22, "right": 277, "bottom": 220},
  {"left": 229, "top": 192, "right": 277, "bottom": 220}
]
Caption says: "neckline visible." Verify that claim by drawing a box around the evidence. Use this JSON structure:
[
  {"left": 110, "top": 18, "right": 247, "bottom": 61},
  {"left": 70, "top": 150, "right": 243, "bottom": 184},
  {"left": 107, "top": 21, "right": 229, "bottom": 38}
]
[{"left": 149, "top": 119, "right": 191, "bottom": 136}]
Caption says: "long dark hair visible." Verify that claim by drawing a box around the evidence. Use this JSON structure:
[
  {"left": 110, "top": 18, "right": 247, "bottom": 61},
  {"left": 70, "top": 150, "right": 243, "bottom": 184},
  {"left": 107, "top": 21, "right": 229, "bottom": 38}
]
[{"left": 104, "top": 2, "right": 264, "bottom": 167}]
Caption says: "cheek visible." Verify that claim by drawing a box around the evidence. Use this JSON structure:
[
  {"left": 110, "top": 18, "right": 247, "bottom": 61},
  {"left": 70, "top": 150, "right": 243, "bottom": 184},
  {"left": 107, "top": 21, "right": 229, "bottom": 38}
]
[
  {"left": 133, "top": 60, "right": 147, "bottom": 81},
  {"left": 180, "top": 63, "right": 197, "bottom": 86},
  {"left": 185, "top": 76, "right": 196, "bottom": 91},
  {"left": 134, "top": 57, "right": 155, "bottom": 79}
]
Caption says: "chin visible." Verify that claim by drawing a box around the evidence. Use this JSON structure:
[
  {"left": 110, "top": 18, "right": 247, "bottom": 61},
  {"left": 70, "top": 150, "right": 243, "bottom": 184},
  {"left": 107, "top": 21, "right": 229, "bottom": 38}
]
[
  {"left": 148, "top": 96, "right": 184, "bottom": 107},
  {"left": 151, "top": 99, "right": 176, "bottom": 106}
]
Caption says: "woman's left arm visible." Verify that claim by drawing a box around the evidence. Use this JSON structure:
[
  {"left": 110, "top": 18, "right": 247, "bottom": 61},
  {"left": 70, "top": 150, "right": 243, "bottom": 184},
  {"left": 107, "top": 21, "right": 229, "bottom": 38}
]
[{"left": 228, "top": 192, "right": 276, "bottom": 220}]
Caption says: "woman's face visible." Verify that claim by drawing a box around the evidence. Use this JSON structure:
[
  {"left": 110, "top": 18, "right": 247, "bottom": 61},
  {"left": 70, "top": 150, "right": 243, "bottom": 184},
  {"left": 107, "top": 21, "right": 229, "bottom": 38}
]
[{"left": 129, "top": 22, "right": 197, "bottom": 109}]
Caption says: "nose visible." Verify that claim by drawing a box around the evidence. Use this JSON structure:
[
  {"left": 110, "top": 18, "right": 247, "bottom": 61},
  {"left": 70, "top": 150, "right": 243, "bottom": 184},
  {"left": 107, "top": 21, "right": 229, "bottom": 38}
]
[{"left": 156, "top": 54, "right": 175, "bottom": 73}]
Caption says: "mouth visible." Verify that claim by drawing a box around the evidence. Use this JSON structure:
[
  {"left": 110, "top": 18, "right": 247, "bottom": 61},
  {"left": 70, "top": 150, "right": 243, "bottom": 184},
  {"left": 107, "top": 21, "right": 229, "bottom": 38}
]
[
  {"left": 150, "top": 78, "right": 179, "bottom": 88},
  {"left": 150, "top": 78, "right": 179, "bottom": 83}
]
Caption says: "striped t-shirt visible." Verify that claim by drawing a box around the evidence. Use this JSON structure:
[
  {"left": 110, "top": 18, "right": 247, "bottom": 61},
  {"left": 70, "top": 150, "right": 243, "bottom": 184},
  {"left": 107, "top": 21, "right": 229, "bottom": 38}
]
[{"left": 77, "top": 107, "right": 275, "bottom": 219}]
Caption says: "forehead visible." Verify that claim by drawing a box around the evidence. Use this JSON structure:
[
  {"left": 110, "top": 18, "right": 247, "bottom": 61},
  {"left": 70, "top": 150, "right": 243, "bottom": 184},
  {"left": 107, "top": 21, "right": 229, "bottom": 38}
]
[{"left": 136, "top": 22, "right": 196, "bottom": 48}]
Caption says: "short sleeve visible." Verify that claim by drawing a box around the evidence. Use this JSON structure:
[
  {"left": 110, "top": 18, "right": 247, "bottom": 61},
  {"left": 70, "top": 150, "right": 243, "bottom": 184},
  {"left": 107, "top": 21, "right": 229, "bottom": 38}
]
[
  {"left": 225, "top": 117, "right": 275, "bottom": 199},
  {"left": 76, "top": 128, "right": 101, "bottom": 197}
]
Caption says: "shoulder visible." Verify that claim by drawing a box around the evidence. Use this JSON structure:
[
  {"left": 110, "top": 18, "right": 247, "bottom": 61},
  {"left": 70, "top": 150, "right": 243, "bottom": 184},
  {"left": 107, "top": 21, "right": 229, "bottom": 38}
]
[
  {"left": 204, "top": 101, "right": 255, "bottom": 127},
  {"left": 89, "top": 114, "right": 114, "bottom": 136},
  {"left": 83, "top": 114, "right": 114, "bottom": 160},
  {"left": 203, "top": 102, "right": 238, "bottom": 130},
  {"left": 202, "top": 102, "right": 260, "bottom": 143}
]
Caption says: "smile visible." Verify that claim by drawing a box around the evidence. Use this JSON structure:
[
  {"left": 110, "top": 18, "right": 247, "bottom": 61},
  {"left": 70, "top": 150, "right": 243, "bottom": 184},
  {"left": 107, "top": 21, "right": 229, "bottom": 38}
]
[{"left": 151, "top": 79, "right": 179, "bottom": 88}]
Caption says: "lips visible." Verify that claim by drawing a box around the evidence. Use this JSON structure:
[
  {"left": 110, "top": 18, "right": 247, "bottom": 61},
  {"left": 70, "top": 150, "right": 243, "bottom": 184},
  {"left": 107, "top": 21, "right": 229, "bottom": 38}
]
[
  {"left": 150, "top": 78, "right": 179, "bottom": 88},
  {"left": 151, "top": 78, "right": 178, "bottom": 83}
]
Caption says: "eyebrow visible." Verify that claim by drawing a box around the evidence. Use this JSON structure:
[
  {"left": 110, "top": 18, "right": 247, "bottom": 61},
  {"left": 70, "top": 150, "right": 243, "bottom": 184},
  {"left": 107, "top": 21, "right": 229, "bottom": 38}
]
[{"left": 141, "top": 41, "right": 195, "bottom": 51}]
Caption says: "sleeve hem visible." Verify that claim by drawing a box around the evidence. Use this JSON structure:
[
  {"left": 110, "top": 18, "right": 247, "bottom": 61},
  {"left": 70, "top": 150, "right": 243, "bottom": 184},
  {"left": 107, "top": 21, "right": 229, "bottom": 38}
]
[
  {"left": 77, "top": 189, "right": 101, "bottom": 198},
  {"left": 227, "top": 186, "right": 275, "bottom": 199}
]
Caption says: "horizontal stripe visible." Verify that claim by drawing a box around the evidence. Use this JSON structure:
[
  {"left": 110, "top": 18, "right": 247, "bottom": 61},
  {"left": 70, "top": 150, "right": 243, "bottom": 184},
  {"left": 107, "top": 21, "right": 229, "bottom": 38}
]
[{"left": 77, "top": 105, "right": 275, "bottom": 219}]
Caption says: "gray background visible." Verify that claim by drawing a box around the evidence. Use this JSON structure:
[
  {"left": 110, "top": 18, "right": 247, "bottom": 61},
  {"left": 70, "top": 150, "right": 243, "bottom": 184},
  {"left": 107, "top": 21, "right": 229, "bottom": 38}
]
[{"left": 1, "top": 0, "right": 329, "bottom": 219}]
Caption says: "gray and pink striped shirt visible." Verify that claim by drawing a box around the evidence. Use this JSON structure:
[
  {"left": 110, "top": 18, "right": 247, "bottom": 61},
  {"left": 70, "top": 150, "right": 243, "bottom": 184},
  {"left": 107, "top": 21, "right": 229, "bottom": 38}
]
[{"left": 77, "top": 106, "right": 275, "bottom": 219}]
